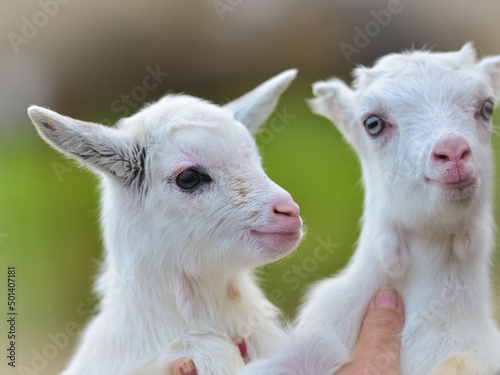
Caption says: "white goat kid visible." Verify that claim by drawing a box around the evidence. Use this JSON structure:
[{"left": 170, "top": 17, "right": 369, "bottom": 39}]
[
  {"left": 28, "top": 69, "right": 303, "bottom": 375},
  {"left": 239, "top": 44, "right": 500, "bottom": 375}
]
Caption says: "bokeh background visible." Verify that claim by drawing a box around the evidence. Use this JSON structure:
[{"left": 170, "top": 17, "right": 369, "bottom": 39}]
[{"left": 1, "top": 1, "right": 500, "bottom": 374}]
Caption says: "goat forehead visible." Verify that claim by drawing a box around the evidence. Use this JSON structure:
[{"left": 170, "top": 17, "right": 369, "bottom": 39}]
[
  {"left": 165, "top": 108, "right": 236, "bottom": 135},
  {"left": 124, "top": 104, "right": 258, "bottom": 158},
  {"left": 369, "top": 49, "right": 474, "bottom": 77},
  {"left": 151, "top": 123, "right": 260, "bottom": 172},
  {"left": 360, "top": 67, "right": 488, "bottom": 117},
  {"left": 120, "top": 94, "right": 236, "bottom": 136},
  {"left": 171, "top": 121, "right": 255, "bottom": 150}
]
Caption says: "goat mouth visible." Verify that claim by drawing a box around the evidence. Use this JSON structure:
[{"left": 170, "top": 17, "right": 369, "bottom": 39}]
[
  {"left": 425, "top": 176, "right": 478, "bottom": 201},
  {"left": 251, "top": 229, "right": 302, "bottom": 240},
  {"left": 250, "top": 229, "right": 303, "bottom": 253},
  {"left": 439, "top": 178, "right": 477, "bottom": 191}
]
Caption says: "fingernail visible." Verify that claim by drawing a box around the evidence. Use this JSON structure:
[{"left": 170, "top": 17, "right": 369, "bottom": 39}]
[
  {"left": 180, "top": 359, "right": 196, "bottom": 375},
  {"left": 375, "top": 289, "right": 398, "bottom": 310}
]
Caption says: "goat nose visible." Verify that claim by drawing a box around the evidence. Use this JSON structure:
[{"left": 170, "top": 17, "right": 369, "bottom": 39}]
[
  {"left": 273, "top": 199, "right": 300, "bottom": 218},
  {"left": 432, "top": 138, "right": 472, "bottom": 163}
]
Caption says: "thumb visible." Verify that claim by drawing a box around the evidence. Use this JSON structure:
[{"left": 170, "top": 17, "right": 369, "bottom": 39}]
[{"left": 338, "top": 288, "right": 404, "bottom": 375}]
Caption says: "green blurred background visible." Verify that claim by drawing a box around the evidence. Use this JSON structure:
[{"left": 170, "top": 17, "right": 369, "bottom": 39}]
[{"left": 1, "top": 1, "right": 500, "bottom": 374}]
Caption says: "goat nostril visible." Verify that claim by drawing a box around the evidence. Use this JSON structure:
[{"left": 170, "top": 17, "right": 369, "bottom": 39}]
[
  {"left": 433, "top": 152, "right": 450, "bottom": 162},
  {"left": 460, "top": 147, "right": 471, "bottom": 161},
  {"left": 273, "top": 202, "right": 300, "bottom": 218},
  {"left": 432, "top": 139, "right": 472, "bottom": 163}
]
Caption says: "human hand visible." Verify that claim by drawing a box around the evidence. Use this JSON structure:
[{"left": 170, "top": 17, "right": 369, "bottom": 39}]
[
  {"left": 172, "top": 289, "right": 404, "bottom": 375},
  {"left": 336, "top": 288, "right": 404, "bottom": 375}
]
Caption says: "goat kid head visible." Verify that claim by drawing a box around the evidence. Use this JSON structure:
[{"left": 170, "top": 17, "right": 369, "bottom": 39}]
[
  {"left": 28, "top": 70, "right": 302, "bottom": 276},
  {"left": 311, "top": 44, "right": 500, "bottom": 229}
]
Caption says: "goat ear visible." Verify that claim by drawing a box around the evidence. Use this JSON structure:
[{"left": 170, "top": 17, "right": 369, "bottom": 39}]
[
  {"left": 477, "top": 55, "right": 500, "bottom": 98},
  {"left": 309, "top": 79, "right": 362, "bottom": 150},
  {"left": 422, "top": 43, "right": 476, "bottom": 69},
  {"left": 458, "top": 42, "right": 476, "bottom": 64},
  {"left": 28, "top": 106, "right": 145, "bottom": 188},
  {"left": 223, "top": 69, "right": 297, "bottom": 134}
]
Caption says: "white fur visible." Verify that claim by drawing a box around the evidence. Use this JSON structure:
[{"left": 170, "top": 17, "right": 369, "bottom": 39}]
[
  {"left": 28, "top": 69, "right": 304, "bottom": 375},
  {"left": 239, "top": 44, "right": 500, "bottom": 375}
]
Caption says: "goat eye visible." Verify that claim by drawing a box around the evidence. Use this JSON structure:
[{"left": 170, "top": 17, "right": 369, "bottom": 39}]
[
  {"left": 363, "top": 116, "right": 385, "bottom": 136},
  {"left": 176, "top": 169, "right": 211, "bottom": 191},
  {"left": 481, "top": 100, "right": 494, "bottom": 120}
]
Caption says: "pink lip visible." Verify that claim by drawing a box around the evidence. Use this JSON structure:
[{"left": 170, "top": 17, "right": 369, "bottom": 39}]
[
  {"left": 425, "top": 176, "right": 477, "bottom": 191},
  {"left": 250, "top": 229, "right": 302, "bottom": 241},
  {"left": 250, "top": 215, "right": 303, "bottom": 253},
  {"left": 250, "top": 227, "right": 303, "bottom": 253}
]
